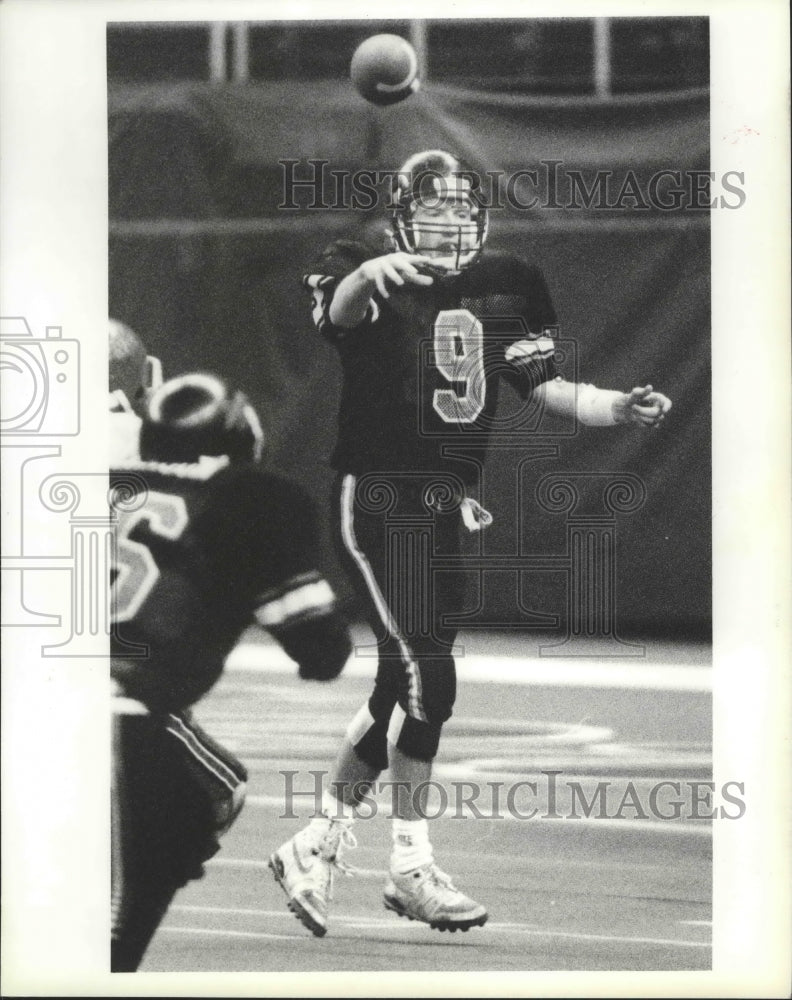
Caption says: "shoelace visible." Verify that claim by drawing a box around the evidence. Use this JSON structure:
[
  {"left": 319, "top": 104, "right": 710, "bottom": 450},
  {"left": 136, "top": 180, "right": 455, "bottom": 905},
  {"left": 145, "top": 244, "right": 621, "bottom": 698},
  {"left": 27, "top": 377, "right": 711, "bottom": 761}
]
[
  {"left": 424, "top": 864, "right": 457, "bottom": 892},
  {"left": 333, "top": 826, "right": 360, "bottom": 877},
  {"left": 318, "top": 823, "right": 360, "bottom": 892}
]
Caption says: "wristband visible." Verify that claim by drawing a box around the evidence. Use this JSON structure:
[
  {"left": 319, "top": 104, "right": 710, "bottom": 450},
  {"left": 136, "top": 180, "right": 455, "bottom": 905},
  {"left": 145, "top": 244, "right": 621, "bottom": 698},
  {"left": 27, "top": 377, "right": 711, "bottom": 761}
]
[{"left": 576, "top": 384, "right": 621, "bottom": 426}]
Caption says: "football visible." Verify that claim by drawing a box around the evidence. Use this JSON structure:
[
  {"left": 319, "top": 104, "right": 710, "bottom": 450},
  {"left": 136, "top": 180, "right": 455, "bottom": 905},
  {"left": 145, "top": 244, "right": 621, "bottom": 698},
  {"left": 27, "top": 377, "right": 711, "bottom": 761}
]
[{"left": 350, "top": 34, "right": 420, "bottom": 106}]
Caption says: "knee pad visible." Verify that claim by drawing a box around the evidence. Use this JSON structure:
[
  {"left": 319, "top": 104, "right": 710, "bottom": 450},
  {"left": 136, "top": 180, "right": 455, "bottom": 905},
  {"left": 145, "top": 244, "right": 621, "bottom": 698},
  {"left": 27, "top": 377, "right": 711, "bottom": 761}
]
[
  {"left": 354, "top": 722, "right": 391, "bottom": 772},
  {"left": 346, "top": 702, "right": 391, "bottom": 771},
  {"left": 388, "top": 705, "right": 447, "bottom": 763}
]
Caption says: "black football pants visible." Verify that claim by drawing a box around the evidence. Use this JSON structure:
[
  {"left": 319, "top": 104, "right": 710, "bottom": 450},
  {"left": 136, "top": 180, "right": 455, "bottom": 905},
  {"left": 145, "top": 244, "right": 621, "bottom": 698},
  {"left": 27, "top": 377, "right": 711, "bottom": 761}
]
[
  {"left": 332, "top": 472, "right": 467, "bottom": 766},
  {"left": 111, "top": 709, "right": 228, "bottom": 971}
]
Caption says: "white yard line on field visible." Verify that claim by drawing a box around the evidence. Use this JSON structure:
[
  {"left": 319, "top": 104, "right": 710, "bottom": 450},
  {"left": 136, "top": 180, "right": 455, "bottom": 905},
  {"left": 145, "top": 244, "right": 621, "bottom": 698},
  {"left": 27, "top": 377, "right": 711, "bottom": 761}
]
[
  {"left": 226, "top": 644, "right": 711, "bottom": 692},
  {"left": 159, "top": 925, "right": 304, "bottom": 941},
  {"left": 165, "top": 906, "right": 711, "bottom": 949},
  {"left": 242, "top": 793, "right": 713, "bottom": 836}
]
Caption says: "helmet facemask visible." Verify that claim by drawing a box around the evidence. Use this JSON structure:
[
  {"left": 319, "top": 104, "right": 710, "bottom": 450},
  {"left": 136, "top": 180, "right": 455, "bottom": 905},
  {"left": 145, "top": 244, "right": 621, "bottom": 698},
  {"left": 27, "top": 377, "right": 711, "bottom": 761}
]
[{"left": 391, "top": 152, "right": 488, "bottom": 275}]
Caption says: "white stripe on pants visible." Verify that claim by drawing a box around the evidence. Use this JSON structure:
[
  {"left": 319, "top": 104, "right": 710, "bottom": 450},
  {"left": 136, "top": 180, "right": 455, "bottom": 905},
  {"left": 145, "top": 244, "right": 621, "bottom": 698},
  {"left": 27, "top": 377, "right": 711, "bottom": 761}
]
[{"left": 339, "top": 474, "right": 426, "bottom": 724}]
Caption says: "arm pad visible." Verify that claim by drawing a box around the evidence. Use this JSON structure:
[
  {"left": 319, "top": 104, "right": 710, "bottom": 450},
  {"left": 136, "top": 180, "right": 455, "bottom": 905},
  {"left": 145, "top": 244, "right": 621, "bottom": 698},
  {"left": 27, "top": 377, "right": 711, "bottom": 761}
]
[{"left": 539, "top": 378, "right": 621, "bottom": 426}]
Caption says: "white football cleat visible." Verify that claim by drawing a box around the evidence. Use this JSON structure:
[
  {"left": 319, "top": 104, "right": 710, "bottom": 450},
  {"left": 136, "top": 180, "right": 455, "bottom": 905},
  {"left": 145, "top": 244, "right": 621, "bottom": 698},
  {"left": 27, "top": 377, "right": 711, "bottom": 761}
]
[
  {"left": 383, "top": 862, "right": 488, "bottom": 932},
  {"left": 268, "top": 821, "right": 357, "bottom": 937}
]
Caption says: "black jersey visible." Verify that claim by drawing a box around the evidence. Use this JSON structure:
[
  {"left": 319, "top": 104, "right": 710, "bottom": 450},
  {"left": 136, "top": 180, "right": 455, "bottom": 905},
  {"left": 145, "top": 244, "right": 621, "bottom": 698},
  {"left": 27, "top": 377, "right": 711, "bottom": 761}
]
[
  {"left": 110, "top": 456, "right": 344, "bottom": 711},
  {"left": 304, "top": 241, "right": 559, "bottom": 484}
]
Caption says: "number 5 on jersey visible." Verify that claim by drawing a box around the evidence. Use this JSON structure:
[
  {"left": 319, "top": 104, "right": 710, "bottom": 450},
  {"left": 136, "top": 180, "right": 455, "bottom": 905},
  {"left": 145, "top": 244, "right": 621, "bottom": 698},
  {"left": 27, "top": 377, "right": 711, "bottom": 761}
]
[{"left": 432, "top": 308, "right": 486, "bottom": 424}]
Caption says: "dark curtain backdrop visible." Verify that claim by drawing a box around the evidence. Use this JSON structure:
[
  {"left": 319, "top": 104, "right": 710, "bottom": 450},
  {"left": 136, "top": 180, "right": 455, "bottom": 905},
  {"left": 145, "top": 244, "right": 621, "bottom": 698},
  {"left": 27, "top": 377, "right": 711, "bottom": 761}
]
[{"left": 109, "top": 82, "right": 710, "bottom": 637}]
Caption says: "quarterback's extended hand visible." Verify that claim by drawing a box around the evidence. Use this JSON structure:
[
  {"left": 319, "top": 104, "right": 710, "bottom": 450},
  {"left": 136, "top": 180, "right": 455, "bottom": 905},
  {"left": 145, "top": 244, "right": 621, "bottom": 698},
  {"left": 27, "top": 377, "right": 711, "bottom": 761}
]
[
  {"left": 358, "top": 252, "right": 435, "bottom": 298},
  {"left": 613, "top": 385, "right": 672, "bottom": 427}
]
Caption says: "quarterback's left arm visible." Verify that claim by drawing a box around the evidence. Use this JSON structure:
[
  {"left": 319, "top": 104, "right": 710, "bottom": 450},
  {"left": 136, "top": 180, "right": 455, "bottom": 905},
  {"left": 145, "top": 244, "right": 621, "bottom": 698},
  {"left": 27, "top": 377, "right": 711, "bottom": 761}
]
[{"left": 536, "top": 377, "right": 672, "bottom": 427}]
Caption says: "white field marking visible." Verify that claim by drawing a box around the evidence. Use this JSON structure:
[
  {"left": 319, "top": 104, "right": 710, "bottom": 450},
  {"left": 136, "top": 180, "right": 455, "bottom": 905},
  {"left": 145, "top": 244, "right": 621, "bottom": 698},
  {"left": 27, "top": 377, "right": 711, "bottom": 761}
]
[
  {"left": 171, "top": 905, "right": 451, "bottom": 927},
  {"left": 214, "top": 681, "right": 354, "bottom": 703},
  {"left": 166, "top": 907, "right": 709, "bottom": 949},
  {"left": 436, "top": 763, "right": 713, "bottom": 783},
  {"left": 517, "top": 930, "right": 709, "bottom": 949},
  {"left": 206, "top": 857, "right": 275, "bottom": 869},
  {"left": 159, "top": 925, "right": 302, "bottom": 941},
  {"left": 442, "top": 719, "right": 615, "bottom": 740},
  {"left": 679, "top": 919, "right": 713, "bottom": 926},
  {"left": 437, "top": 764, "right": 714, "bottom": 782},
  {"left": 208, "top": 849, "right": 713, "bottom": 884},
  {"left": 343, "top": 921, "right": 429, "bottom": 932},
  {"left": 208, "top": 853, "right": 652, "bottom": 876},
  {"left": 172, "top": 904, "right": 335, "bottom": 919},
  {"left": 226, "top": 644, "right": 711, "bottom": 692},
  {"left": 206, "top": 856, "right": 390, "bottom": 878},
  {"left": 243, "top": 793, "right": 712, "bottom": 836}
]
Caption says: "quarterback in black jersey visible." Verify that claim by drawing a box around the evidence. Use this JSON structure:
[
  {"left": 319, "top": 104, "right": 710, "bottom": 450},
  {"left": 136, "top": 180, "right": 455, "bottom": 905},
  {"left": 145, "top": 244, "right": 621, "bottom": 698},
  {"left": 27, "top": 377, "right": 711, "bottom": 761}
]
[
  {"left": 270, "top": 150, "right": 672, "bottom": 937},
  {"left": 306, "top": 238, "right": 560, "bottom": 483},
  {"left": 110, "top": 372, "right": 351, "bottom": 971}
]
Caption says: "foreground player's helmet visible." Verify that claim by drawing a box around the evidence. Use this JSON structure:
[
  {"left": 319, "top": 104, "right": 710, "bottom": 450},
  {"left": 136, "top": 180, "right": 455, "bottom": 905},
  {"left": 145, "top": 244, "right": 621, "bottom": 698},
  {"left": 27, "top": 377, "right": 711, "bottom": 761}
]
[
  {"left": 390, "top": 149, "right": 488, "bottom": 274},
  {"left": 109, "top": 319, "right": 163, "bottom": 416},
  {"left": 140, "top": 373, "right": 264, "bottom": 464}
]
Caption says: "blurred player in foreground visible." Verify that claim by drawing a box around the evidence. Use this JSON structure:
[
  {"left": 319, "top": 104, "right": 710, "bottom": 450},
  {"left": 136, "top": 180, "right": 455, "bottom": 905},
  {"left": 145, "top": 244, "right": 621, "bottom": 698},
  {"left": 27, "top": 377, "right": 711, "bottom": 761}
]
[
  {"left": 110, "top": 371, "right": 352, "bottom": 970},
  {"left": 269, "top": 149, "right": 672, "bottom": 938}
]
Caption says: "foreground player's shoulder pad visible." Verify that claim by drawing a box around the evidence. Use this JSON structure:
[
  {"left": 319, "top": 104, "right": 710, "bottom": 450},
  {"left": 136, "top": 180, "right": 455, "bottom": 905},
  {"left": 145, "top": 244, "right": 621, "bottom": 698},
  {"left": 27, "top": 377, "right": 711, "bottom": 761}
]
[
  {"left": 239, "top": 467, "right": 318, "bottom": 529},
  {"left": 207, "top": 467, "right": 320, "bottom": 562}
]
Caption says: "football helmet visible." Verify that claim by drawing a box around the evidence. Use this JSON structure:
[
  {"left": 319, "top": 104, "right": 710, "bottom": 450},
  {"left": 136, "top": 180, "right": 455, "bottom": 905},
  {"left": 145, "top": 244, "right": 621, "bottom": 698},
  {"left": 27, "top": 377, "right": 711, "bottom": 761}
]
[
  {"left": 140, "top": 372, "right": 264, "bottom": 465},
  {"left": 109, "top": 319, "right": 163, "bottom": 416},
  {"left": 390, "top": 150, "right": 488, "bottom": 274}
]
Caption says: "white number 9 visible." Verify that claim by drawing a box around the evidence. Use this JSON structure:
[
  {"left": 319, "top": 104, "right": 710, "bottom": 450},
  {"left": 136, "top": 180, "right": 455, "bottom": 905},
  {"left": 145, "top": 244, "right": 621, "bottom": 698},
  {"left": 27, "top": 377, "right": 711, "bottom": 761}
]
[{"left": 432, "top": 308, "right": 486, "bottom": 424}]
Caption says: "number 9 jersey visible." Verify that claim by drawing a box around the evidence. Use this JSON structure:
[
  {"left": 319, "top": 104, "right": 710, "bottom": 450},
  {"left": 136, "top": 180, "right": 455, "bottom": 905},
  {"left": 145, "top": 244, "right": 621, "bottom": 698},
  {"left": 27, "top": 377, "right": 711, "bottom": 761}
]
[{"left": 304, "top": 240, "right": 560, "bottom": 485}]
